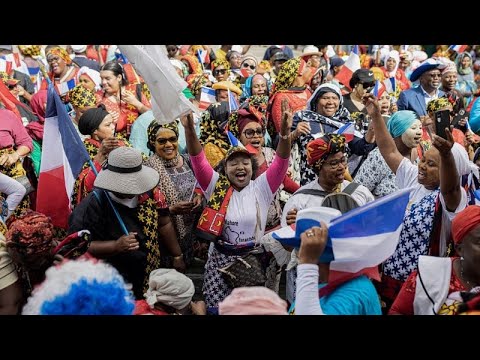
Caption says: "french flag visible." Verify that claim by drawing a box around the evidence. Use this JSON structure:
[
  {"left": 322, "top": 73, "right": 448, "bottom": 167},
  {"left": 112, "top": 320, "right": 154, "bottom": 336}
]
[
  {"left": 334, "top": 45, "right": 360, "bottom": 90},
  {"left": 273, "top": 187, "right": 412, "bottom": 291},
  {"left": 227, "top": 88, "right": 239, "bottom": 113},
  {"left": 226, "top": 130, "right": 257, "bottom": 154},
  {"left": 199, "top": 86, "right": 216, "bottom": 111},
  {"left": 197, "top": 49, "right": 208, "bottom": 65},
  {"left": 56, "top": 79, "right": 76, "bottom": 96},
  {"left": 5, "top": 53, "right": 21, "bottom": 69},
  {"left": 449, "top": 45, "right": 468, "bottom": 53},
  {"left": 36, "top": 84, "right": 91, "bottom": 228},
  {"left": 335, "top": 122, "right": 355, "bottom": 142}
]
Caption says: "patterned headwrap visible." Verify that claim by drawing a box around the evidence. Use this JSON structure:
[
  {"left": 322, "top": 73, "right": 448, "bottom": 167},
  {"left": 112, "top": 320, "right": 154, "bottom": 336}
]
[
  {"left": 228, "top": 95, "right": 268, "bottom": 138},
  {"left": 211, "top": 58, "right": 231, "bottom": 72},
  {"left": 306, "top": 134, "right": 346, "bottom": 168},
  {"left": 272, "top": 57, "right": 304, "bottom": 94},
  {"left": 257, "top": 60, "right": 272, "bottom": 73},
  {"left": 68, "top": 85, "right": 96, "bottom": 108},
  {"left": 427, "top": 97, "right": 451, "bottom": 113},
  {"left": 386, "top": 110, "right": 419, "bottom": 138},
  {"left": 5, "top": 210, "right": 55, "bottom": 264},
  {"left": 187, "top": 73, "right": 210, "bottom": 96},
  {"left": 242, "top": 74, "right": 269, "bottom": 99},
  {"left": 180, "top": 55, "right": 202, "bottom": 75},
  {"left": 46, "top": 47, "right": 72, "bottom": 65},
  {"left": 452, "top": 205, "right": 480, "bottom": 245},
  {"left": 146, "top": 119, "right": 179, "bottom": 152},
  {"left": 18, "top": 45, "right": 41, "bottom": 57},
  {"left": 0, "top": 71, "right": 18, "bottom": 86}
]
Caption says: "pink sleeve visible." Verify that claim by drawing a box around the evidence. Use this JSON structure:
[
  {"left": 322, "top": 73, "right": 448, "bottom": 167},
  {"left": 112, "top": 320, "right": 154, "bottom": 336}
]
[
  {"left": 9, "top": 113, "right": 32, "bottom": 151},
  {"left": 266, "top": 154, "right": 289, "bottom": 193},
  {"left": 189, "top": 150, "right": 214, "bottom": 191}
]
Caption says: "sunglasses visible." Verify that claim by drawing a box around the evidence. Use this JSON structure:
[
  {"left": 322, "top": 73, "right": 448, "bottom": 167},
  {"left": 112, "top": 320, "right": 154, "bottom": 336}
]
[
  {"left": 243, "top": 128, "right": 265, "bottom": 139},
  {"left": 213, "top": 69, "right": 227, "bottom": 76},
  {"left": 242, "top": 63, "right": 256, "bottom": 70},
  {"left": 362, "top": 82, "right": 375, "bottom": 90},
  {"left": 156, "top": 136, "right": 178, "bottom": 145}
]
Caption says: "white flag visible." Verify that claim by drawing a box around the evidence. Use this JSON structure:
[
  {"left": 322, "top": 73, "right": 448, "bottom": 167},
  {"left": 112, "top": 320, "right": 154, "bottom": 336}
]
[{"left": 117, "top": 45, "right": 198, "bottom": 124}]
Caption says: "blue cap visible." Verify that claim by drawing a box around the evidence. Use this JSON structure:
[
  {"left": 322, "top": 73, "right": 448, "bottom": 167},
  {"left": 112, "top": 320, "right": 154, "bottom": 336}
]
[{"left": 409, "top": 58, "right": 441, "bottom": 82}]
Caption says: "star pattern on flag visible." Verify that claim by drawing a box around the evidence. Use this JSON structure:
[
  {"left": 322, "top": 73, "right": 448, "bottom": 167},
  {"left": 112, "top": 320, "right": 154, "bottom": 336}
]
[{"left": 383, "top": 190, "right": 440, "bottom": 282}]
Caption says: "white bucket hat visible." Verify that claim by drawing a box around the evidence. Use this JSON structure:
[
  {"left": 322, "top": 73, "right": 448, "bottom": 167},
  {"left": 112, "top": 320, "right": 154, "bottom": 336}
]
[{"left": 94, "top": 147, "right": 159, "bottom": 195}]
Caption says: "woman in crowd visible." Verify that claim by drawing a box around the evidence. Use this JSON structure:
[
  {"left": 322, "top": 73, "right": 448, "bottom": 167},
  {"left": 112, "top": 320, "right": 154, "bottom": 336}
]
[
  {"left": 144, "top": 120, "right": 204, "bottom": 269},
  {"left": 381, "top": 50, "right": 410, "bottom": 91},
  {"left": 96, "top": 61, "right": 151, "bottom": 138},
  {"left": 181, "top": 99, "right": 292, "bottom": 309},
  {"left": 455, "top": 52, "right": 477, "bottom": 108},
  {"left": 44, "top": 47, "right": 79, "bottom": 90},
  {"left": 389, "top": 205, "right": 480, "bottom": 315},
  {"left": 364, "top": 93, "right": 469, "bottom": 310},
  {"left": 77, "top": 66, "right": 102, "bottom": 92},
  {"left": 241, "top": 74, "right": 270, "bottom": 103}
]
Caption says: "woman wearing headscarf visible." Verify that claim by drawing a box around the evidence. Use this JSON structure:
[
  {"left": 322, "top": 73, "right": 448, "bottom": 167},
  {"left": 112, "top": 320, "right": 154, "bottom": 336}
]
[
  {"left": 381, "top": 50, "right": 410, "bottom": 91},
  {"left": 24, "top": 90, "right": 47, "bottom": 177},
  {"left": 211, "top": 58, "right": 231, "bottom": 83},
  {"left": 219, "top": 286, "right": 288, "bottom": 315},
  {"left": 355, "top": 110, "right": 423, "bottom": 198},
  {"left": 17, "top": 45, "right": 44, "bottom": 94},
  {"left": 267, "top": 57, "right": 312, "bottom": 136},
  {"left": 68, "top": 85, "right": 98, "bottom": 140},
  {"left": 70, "top": 105, "right": 131, "bottom": 206},
  {"left": 240, "top": 74, "right": 270, "bottom": 104},
  {"left": 364, "top": 93, "right": 469, "bottom": 312},
  {"left": 228, "top": 95, "right": 299, "bottom": 230},
  {"left": 96, "top": 61, "right": 151, "bottom": 139},
  {"left": 134, "top": 268, "right": 206, "bottom": 315},
  {"left": 291, "top": 83, "right": 375, "bottom": 186},
  {"left": 199, "top": 101, "right": 231, "bottom": 167},
  {"left": 144, "top": 120, "right": 204, "bottom": 269},
  {"left": 42, "top": 47, "right": 79, "bottom": 91},
  {"left": 455, "top": 52, "right": 478, "bottom": 108},
  {"left": 77, "top": 66, "right": 102, "bottom": 92},
  {"left": 181, "top": 98, "right": 292, "bottom": 309},
  {"left": 390, "top": 205, "right": 480, "bottom": 315}
]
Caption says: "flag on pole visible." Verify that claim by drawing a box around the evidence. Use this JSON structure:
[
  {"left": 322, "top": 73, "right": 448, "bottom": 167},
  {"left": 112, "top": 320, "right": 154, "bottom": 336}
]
[
  {"left": 334, "top": 45, "right": 360, "bottom": 90},
  {"left": 227, "top": 88, "right": 239, "bottom": 113},
  {"left": 199, "top": 86, "right": 216, "bottom": 110},
  {"left": 55, "top": 79, "right": 76, "bottom": 96},
  {"left": 449, "top": 45, "right": 468, "bottom": 53},
  {"left": 36, "top": 84, "right": 91, "bottom": 228},
  {"left": 226, "top": 130, "right": 257, "bottom": 154},
  {"left": 334, "top": 122, "right": 355, "bottom": 142},
  {"left": 117, "top": 45, "right": 198, "bottom": 124}
]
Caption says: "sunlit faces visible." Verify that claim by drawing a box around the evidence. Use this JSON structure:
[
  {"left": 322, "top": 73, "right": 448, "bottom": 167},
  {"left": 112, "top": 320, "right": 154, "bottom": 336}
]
[
  {"left": 166, "top": 45, "right": 178, "bottom": 58},
  {"left": 92, "top": 114, "right": 116, "bottom": 140},
  {"left": 316, "top": 92, "right": 340, "bottom": 117},
  {"left": 318, "top": 151, "right": 347, "bottom": 186},
  {"left": 400, "top": 119, "right": 423, "bottom": 148},
  {"left": 307, "top": 55, "right": 321, "bottom": 68},
  {"left": 417, "top": 147, "right": 440, "bottom": 189},
  {"left": 47, "top": 54, "right": 66, "bottom": 77},
  {"left": 442, "top": 72, "right": 458, "bottom": 91},
  {"left": 420, "top": 69, "right": 442, "bottom": 90},
  {"left": 79, "top": 74, "right": 97, "bottom": 92},
  {"left": 386, "top": 57, "right": 397, "bottom": 72},
  {"left": 461, "top": 55, "right": 472, "bottom": 69},
  {"left": 216, "top": 89, "right": 229, "bottom": 102},
  {"left": 378, "top": 92, "right": 391, "bottom": 114},
  {"left": 251, "top": 75, "right": 267, "bottom": 96},
  {"left": 213, "top": 66, "right": 228, "bottom": 81},
  {"left": 229, "top": 52, "right": 242, "bottom": 69},
  {"left": 240, "top": 121, "right": 265, "bottom": 150},
  {"left": 100, "top": 70, "right": 122, "bottom": 95},
  {"left": 155, "top": 128, "right": 178, "bottom": 161},
  {"left": 225, "top": 152, "right": 253, "bottom": 190}
]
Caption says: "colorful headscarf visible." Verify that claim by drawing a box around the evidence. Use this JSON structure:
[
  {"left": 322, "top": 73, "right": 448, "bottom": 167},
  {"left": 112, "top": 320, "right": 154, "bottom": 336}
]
[
  {"left": 180, "top": 54, "right": 202, "bottom": 75},
  {"left": 306, "top": 134, "right": 346, "bottom": 168},
  {"left": 452, "top": 205, "right": 480, "bottom": 245},
  {"left": 211, "top": 58, "right": 231, "bottom": 72},
  {"left": 69, "top": 85, "right": 96, "bottom": 108},
  {"left": 187, "top": 73, "right": 210, "bottom": 96},
  {"left": 146, "top": 119, "right": 179, "bottom": 152},
  {"left": 0, "top": 71, "right": 19, "bottom": 86},
  {"left": 18, "top": 45, "right": 41, "bottom": 57},
  {"left": 456, "top": 52, "right": 473, "bottom": 76},
  {"left": 242, "top": 74, "right": 269, "bottom": 99},
  {"left": 228, "top": 95, "right": 268, "bottom": 138},
  {"left": 46, "top": 47, "right": 72, "bottom": 65},
  {"left": 272, "top": 57, "right": 303, "bottom": 94},
  {"left": 78, "top": 66, "right": 102, "bottom": 91},
  {"left": 427, "top": 97, "right": 451, "bottom": 113},
  {"left": 386, "top": 110, "right": 419, "bottom": 138},
  {"left": 29, "top": 90, "right": 47, "bottom": 123}
]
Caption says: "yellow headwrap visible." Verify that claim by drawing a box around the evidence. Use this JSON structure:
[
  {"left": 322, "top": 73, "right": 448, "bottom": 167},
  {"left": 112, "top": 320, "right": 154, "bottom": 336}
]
[{"left": 68, "top": 85, "right": 96, "bottom": 108}]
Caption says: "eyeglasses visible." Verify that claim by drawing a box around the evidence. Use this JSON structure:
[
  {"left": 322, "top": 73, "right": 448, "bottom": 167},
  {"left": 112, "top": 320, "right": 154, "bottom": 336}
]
[
  {"left": 362, "top": 82, "right": 375, "bottom": 90},
  {"left": 156, "top": 136, "right": 178, "bottom": 145},
  {"left": 428, "top": 73, "right": 442, "bottom": 79},
  {"left": 213, "top": 69, "right": 227, "bottom": 76},
  {"left": 326, "top": 156, "right": 347, "bottom": 169},
  {"left": 47, "top": 56, "right": 61, "bottom": 64},
  {"left": 243, "top": 128, "right": 265, "bottom": 139},
  {"left": 242, "top": 63, "right": 256, "bottom": 70}
]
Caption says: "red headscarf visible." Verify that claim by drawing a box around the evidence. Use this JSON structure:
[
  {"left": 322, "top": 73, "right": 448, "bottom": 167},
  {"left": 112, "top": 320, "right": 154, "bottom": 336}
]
[
  {"left": 25, "top": 90, "right": 48, "bottom": 141},
  {"left": 452, "top": 205, "right": 480, "bottom": 245},
  {"left": 306, "top": 134, "right": 346, "bottom": 167}
]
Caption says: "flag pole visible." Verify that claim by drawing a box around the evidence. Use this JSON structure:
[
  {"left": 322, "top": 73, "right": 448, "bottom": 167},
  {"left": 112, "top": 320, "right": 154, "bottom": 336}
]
[{"left": 197, "top": 50, "right": 205, "bottom": 72}]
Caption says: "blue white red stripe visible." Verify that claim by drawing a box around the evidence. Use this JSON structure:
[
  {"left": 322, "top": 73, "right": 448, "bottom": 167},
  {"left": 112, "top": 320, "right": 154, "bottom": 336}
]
[
  {"left": 334, "top": 45, "right": 360, "bottom": 90},
  {"left": 449, "top": 45, "right": 468, "bottom": 53},
  {"left": 199, "top": 86, "right": 216, "bottom": 111}
]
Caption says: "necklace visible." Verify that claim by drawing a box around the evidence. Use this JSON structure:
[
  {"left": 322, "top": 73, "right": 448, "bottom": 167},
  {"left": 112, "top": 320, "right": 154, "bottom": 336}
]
[{"left": 461, "top": 259, "right": 476, "bottom": 289}]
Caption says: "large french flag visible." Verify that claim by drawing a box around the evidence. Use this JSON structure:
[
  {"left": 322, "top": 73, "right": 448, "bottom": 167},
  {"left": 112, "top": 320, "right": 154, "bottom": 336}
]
[
  {"left": 199, "top": 86, "right": 216, "bottom": 110},
  {"left": 36, "top": 84, "right": 91, "bottom": 228},
  {"left": 334, "top": 45, "right": 360, "bottom": 90},
  {"left": 449, "top": 45, "right": 468, "bottom": 53}
]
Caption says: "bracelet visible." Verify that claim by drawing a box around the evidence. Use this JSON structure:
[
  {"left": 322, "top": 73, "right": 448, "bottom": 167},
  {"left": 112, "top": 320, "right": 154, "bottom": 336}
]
[
  {"left": 173, "top": 253, "right": 183, "bottom": 260},
  {"left": 280, "top": 133, "right": 290, "bottom": 140}
]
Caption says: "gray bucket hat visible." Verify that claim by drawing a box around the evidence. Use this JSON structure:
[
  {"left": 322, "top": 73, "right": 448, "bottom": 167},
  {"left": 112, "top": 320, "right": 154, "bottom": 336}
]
[{"left": 94, "top": 147, "right": 159, "bottom": 195}]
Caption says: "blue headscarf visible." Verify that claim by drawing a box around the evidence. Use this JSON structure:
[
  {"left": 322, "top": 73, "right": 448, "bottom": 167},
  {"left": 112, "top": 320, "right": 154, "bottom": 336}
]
[
  {"left": 387, "top": 110, "right": 419, "bottom": 138},
  {"left": 242, "top": 74, "right": 270, "bottom": 100}
]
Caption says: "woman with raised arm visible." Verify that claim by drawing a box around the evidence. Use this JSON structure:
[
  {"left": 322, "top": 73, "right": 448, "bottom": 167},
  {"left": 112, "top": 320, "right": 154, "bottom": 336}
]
[{"left": 181, "top": 99, "right": 292, "bottom": 310}]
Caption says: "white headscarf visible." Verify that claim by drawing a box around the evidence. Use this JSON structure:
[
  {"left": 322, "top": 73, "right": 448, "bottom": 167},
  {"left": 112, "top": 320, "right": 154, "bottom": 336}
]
[
  {"left": 77, "top": 66, "right": 102, "bottom": 91},
  {"left": 451, "top": 142, "right": 479, "bottom": 179},
  {"left": 385, "top": 50, "right": 400, "bottom": 77},
  {"left": 145, "top": 269, "right": 195, "bottom": 310}
]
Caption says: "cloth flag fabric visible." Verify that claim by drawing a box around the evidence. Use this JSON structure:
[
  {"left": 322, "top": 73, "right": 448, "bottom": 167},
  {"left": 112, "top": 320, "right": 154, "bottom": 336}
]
[
  {"left": 199, "top": 86, "right": 216, "bottom": 110},
  {"left": 334, "top": 122, "right": 355, "bottom": 142},
  {"left": 36, "top": 84, "right": 91, "bottom": 228},
  {"left": 334, "top": 45, "right": 360, "bottom": 90},
  {"left": 449, "top": 45, "right": 468, "bottom": 53},
  {"left": 56, "top": 79, "right": 76, "bottom": 96},
  {"left": 226, "top": 130, "right": 257, "bottom": 154},
  {"left": 228, "top": 89, "right": 239, "bottom": 113},
  {"left": 118, "top": 45, "right": 198, "bottom": 124},
  {"left": 197, "top": 49, "right": 208, "bottom": 64}
]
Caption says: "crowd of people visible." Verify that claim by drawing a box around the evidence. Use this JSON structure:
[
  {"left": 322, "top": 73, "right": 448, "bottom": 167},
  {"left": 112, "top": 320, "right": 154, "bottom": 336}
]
[{"left": 1, "top": 44, "right": 480, "bottom": 315}]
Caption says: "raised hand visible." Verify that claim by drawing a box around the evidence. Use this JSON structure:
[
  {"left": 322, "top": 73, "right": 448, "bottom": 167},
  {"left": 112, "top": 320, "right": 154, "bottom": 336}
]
[
  {"left": 432, "top": 125, "right": 455, "bottom": 156},
  {"left": 280, "top": 99, "right": 293, "bottom": 135},
  {"left": 180, "top": 112, "right": 194, "bottom": 128},
  {"left": 298, "top": 223, "right": 328, "bottom": 265},
  {"left": 362, "top": 93, "right": 381, "bottom": 118}
]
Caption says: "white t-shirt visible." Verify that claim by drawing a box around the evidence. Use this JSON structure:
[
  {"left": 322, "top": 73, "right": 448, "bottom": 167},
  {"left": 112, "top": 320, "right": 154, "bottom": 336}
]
[
  {"left": 396, "top": 158, "right": 467, "bottom": 256},
  {"left": 203, "top": 171, "right": 274, "bottom": 245}
]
